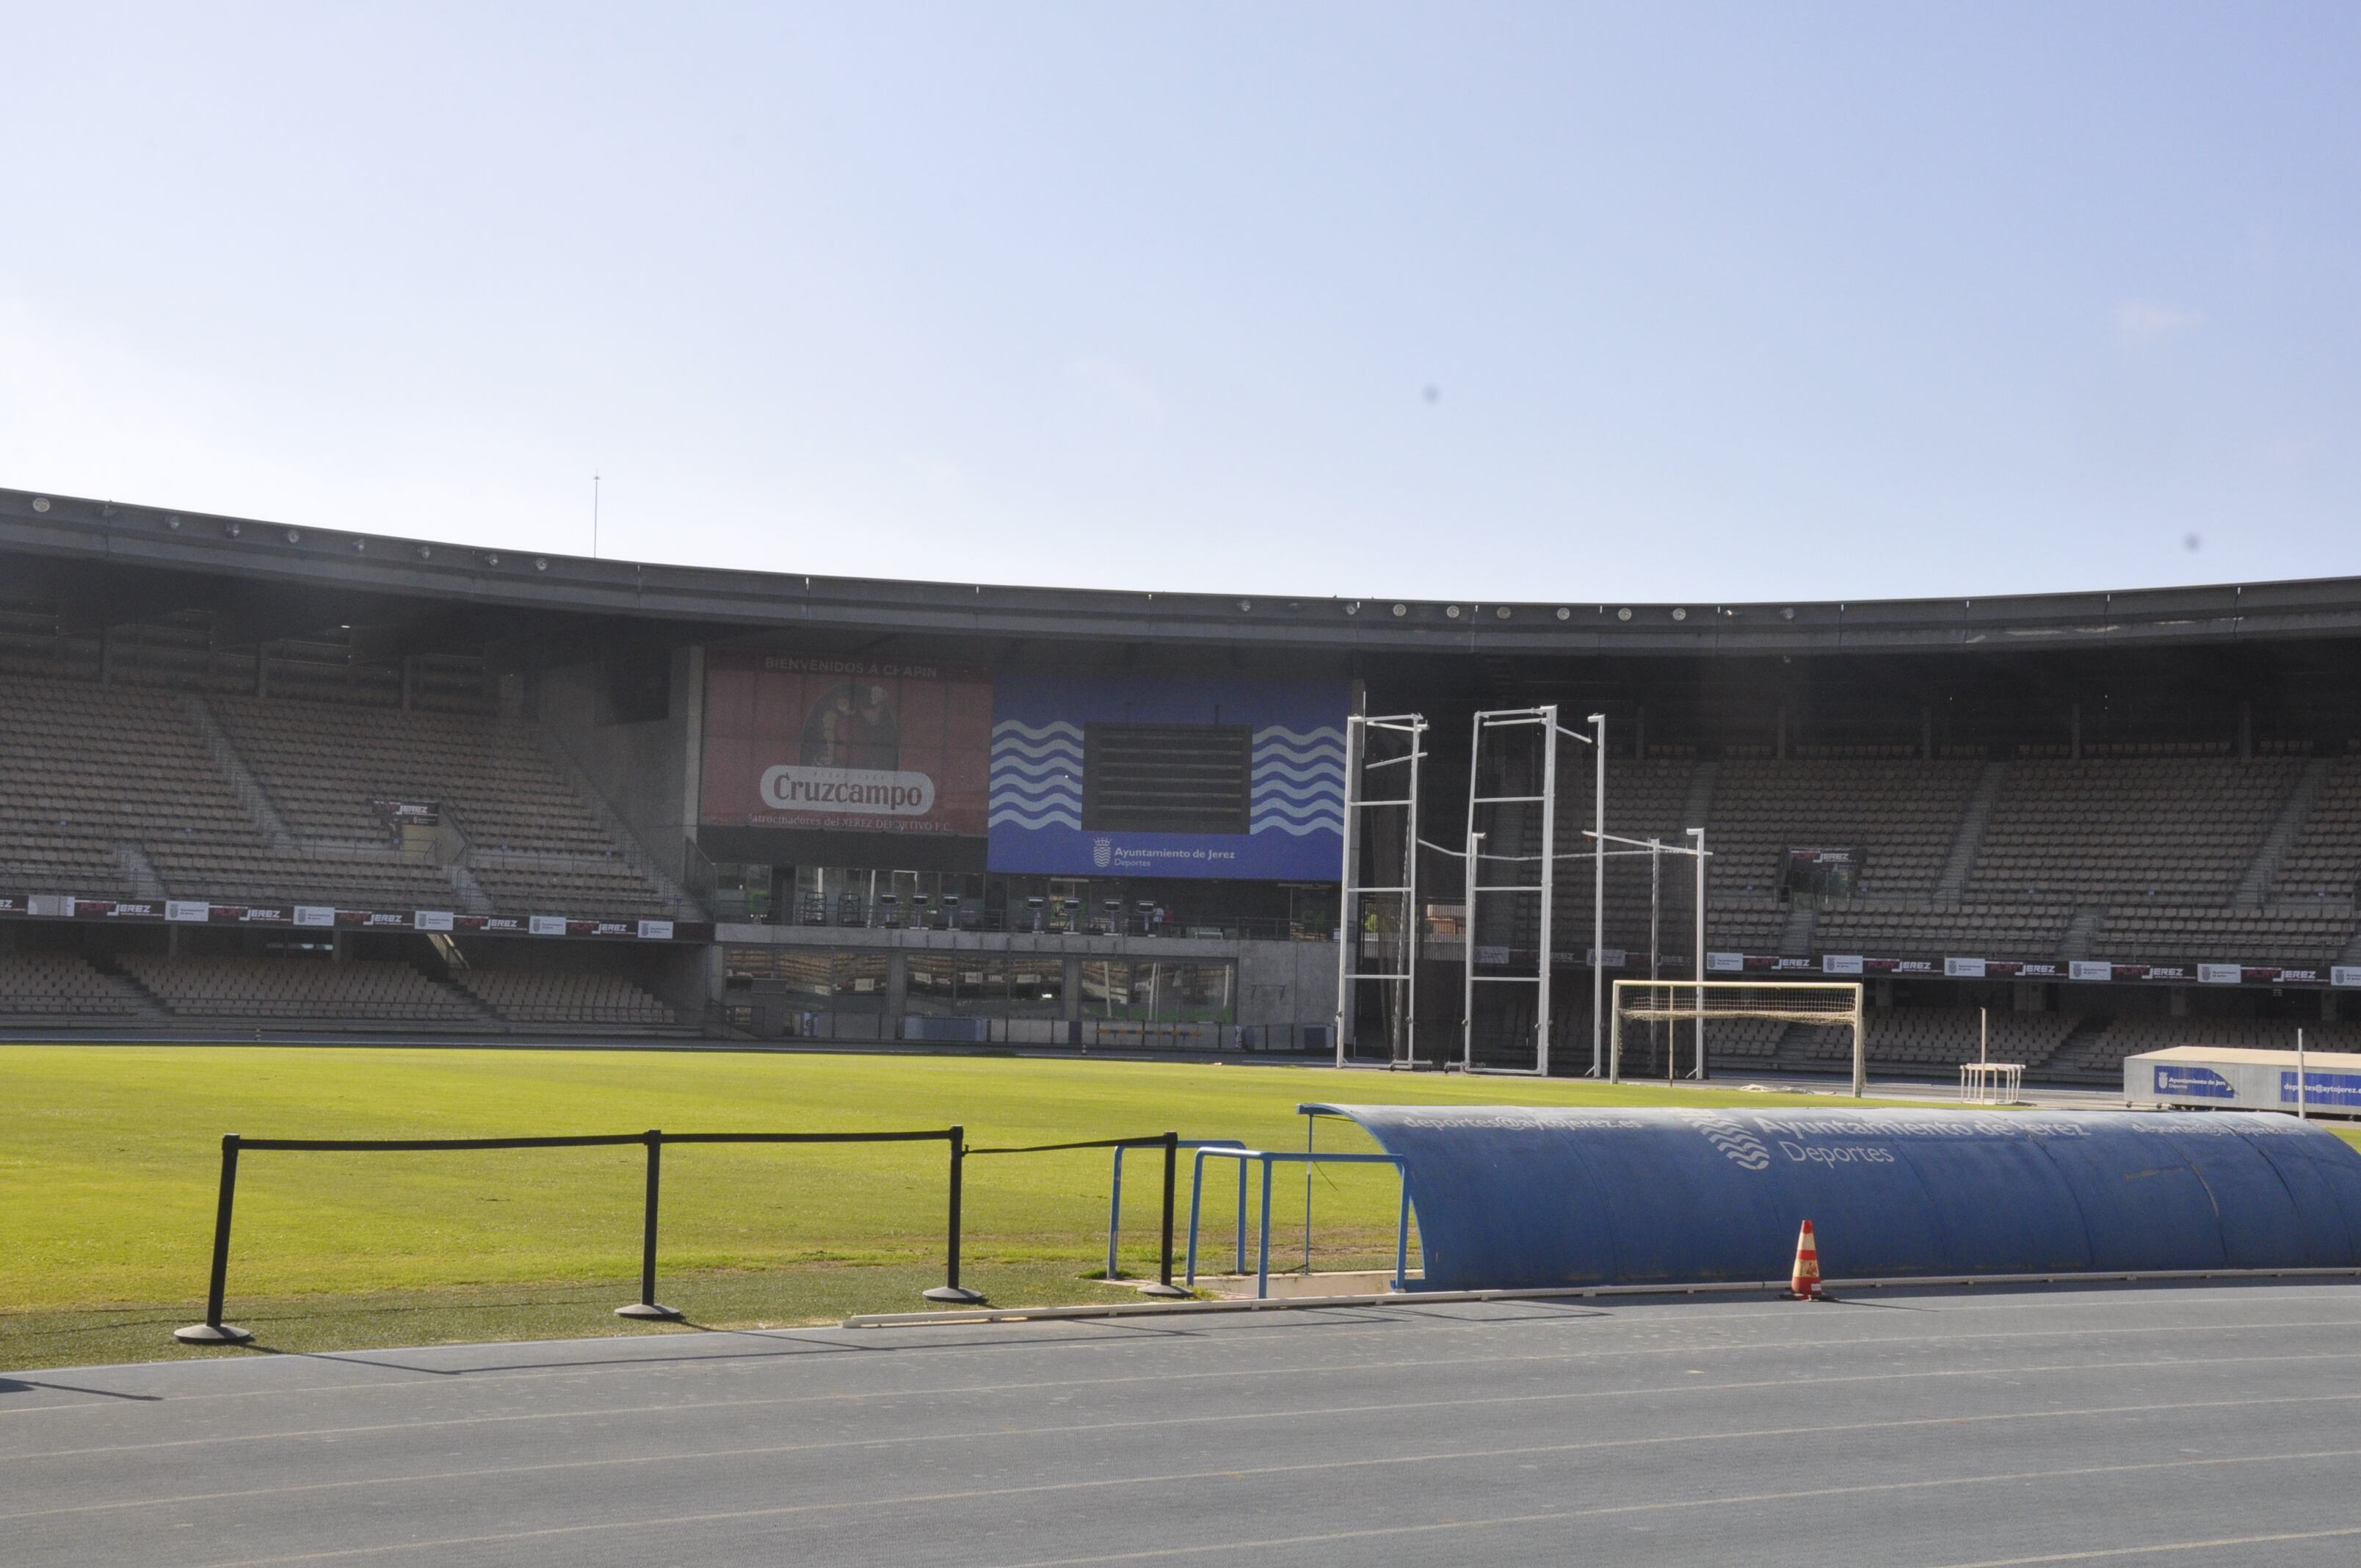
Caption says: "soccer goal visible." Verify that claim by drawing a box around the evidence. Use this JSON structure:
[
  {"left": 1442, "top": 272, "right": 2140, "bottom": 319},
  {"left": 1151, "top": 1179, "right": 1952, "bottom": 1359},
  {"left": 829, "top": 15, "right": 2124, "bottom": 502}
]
[{"left": 1611, "top": 979, "right": 1867, "bottom": 1098}]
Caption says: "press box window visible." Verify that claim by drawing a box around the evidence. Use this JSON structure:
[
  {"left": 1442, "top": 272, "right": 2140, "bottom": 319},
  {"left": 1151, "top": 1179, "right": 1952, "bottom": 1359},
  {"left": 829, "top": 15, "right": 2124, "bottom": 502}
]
[{"left": 1082, "top": 723, "right": 1250, "bottom": 834}]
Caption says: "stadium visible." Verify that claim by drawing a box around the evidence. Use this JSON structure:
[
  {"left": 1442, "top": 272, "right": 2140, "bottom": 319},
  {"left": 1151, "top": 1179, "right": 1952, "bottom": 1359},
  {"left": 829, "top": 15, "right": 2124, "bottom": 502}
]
[
  {"left": 16, "top": 484, "right": 2361, "bottom": 1566},
  {"left": 4, "top": 481, "right": 2359, "bottom": 1084}
]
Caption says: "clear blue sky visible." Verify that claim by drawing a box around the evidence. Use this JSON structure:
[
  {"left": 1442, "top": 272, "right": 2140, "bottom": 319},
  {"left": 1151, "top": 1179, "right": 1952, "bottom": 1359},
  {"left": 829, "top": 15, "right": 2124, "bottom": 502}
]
[{"left": 3, "top": 5, "right": 2354, "bottom": 602}]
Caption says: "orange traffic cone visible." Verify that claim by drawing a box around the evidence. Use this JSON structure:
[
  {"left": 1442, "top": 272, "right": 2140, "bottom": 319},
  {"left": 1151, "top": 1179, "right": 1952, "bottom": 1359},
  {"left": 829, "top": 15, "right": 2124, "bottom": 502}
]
[{"left": 1788, "top": 1219, "right": 1822, "bottom": 1300}]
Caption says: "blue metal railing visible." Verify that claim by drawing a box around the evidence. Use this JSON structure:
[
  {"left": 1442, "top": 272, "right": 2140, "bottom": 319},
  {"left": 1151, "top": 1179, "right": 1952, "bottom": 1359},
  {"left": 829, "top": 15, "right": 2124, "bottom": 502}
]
[
  {"left": 1107, "top": 1139, "right": 1244, "bottom": 1282},
  {"left": 1184, "top": 1145, "right": 1414, "bottom": 1299}
]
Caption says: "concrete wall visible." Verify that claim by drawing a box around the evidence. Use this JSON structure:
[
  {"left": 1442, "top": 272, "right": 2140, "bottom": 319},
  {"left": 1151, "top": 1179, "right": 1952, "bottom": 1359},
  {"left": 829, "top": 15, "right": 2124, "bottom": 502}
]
[{"left": 532, "top": 646, "right": 704, "bottom": 883}]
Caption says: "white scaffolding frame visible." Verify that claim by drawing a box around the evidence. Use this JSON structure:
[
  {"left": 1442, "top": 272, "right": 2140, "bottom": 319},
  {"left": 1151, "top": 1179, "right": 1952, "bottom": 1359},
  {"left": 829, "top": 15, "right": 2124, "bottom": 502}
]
[
  {"left": 1461, "top": 706, "right": 1604, "bottom": 1076},
  {"left": 1334, "top": 714, "right": 1429, "bottom": 1067},
  {"left": 1584, "top": 828, "right": 1711, "bottom": 1081}
]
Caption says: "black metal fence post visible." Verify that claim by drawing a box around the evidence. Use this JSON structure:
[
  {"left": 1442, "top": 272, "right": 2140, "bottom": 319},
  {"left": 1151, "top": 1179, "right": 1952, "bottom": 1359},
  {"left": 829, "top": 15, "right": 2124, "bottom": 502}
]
[
  {"left": 1139, "top": 1132, "right": 1189, "bottom": 1296},
  {"left": 924, "top": 1126, "right": 984, "bottom": 1302},
  {"left": 174, "top": 1134, "right": 253, "bottom": 1344},
  {"left": 1160, "top": 1133, "right": 1178, "bottom": 1288},
  {"left": 615, "top": 1130, "right": 681, "bottom": 1321}
]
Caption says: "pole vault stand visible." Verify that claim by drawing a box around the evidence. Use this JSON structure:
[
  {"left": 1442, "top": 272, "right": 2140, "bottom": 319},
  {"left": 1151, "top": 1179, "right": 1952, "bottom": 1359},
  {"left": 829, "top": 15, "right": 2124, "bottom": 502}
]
[
  {"left": 1462, "top": 705, "right": 1604, "bottom": 1076},
  {"left": 1335, "top": 712, "right": 1429, "bottom": 1068}
]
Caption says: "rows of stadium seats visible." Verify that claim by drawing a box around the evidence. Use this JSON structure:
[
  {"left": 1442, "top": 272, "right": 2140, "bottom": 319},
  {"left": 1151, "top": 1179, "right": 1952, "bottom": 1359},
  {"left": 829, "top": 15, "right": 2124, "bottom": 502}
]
[
  {"left": 212, "top": 696, "right": 620, "bottom": 857},
  {"left": 0, "top": 672, "right": 678, "bottom": 916},
  {"left": 1710, "top": 759, "right": 1982, "bottom": 902},
  {"left": 2276, "top": 752, "right": 2361, "bottom": 902},
  {"left": 1968, "top": 757, "right": 2304, "bottom": 904},
  {"left": 2047, "top": 1015, "right": 2361, "bottom": 1078},
  {"left": 0, "top": 677, "right": 255, "bottom": 900},
  {"left": 454, "top": 970, "right": 681, "bottom": 1028},
  {"left": 0, "top": 953, "right": 150, "bottom": 1017},
  {"left": 1700, "top": 1016, "right": 1784, "bottom": 1058},
  {"left": 1704, "top": 905, "right": 1786, "bottom": 951},
  {"left": 468, "top": 860, "right": 672, "bottom": 915},
  {"left": 1751, "top": 1009, "right": 2085, "bottom": 1072},
  {"left": 1502, "top": 751, "right": 2361, "bottom": 968},
  {"left": 102, "top": 955, "right": 683, "bottom": 1030},
  {"left": 119, "top": 956, "right": 483, "bottom": 1023},
  {"left": 143, "top": 844, "right": 459, "bottom": 908},
  {"left": 1816, "top": 902, "right": 2071, "bottom": 959},
  {"left": 2092, "top": 908, "right": 2351, "bottom": 965}
]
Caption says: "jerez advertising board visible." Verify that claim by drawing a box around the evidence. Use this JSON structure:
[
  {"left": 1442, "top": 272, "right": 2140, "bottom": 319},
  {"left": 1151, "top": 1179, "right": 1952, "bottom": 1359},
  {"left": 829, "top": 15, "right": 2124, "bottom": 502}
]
[
  {"left": 701, "top": 652, "right": 990, "bottom": 836},
  {"left": 987, "top": 675, "right": 1347, "bottom": 880}
]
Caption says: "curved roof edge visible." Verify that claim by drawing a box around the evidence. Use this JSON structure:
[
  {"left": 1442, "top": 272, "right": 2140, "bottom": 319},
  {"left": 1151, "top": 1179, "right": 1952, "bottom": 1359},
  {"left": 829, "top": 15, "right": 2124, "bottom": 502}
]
[{"left": 7, "top": 484, "right": 2360, "bottom": 656}]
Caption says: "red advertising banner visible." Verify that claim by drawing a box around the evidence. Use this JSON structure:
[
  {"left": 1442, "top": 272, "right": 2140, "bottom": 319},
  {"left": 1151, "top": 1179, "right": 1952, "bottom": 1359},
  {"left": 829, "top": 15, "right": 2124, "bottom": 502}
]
[{"left": 701, "top": 651, "right": 990, "bottom": 836}]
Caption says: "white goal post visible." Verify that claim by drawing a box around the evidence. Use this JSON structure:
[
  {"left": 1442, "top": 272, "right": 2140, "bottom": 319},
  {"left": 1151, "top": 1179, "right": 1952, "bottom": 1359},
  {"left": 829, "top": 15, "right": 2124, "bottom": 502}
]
[{"left": 1611, "top": 979, "right": 1866, "bottom": 1099}]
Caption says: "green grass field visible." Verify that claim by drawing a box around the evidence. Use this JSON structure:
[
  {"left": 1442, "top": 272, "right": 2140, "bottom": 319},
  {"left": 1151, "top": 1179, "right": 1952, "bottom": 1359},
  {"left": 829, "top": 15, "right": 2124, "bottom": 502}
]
[
  {"left": 7, "top": 1045, "right": 2355, "bottom": 1372},
  {"left": 1, "top": 1045, "right": 1876, "bottom": 1369}
]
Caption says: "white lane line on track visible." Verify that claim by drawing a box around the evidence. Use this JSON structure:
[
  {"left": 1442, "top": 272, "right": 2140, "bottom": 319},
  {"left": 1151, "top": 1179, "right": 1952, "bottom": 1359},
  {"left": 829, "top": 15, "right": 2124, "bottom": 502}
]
[
  {"left": 12, "top": 1283, "right": 2356, "bottom": 1416},
  {"left": 183, "top": 1440, "right": 2361, "bottom": 1567},
  {"left": 16, "top": 1355, "right": 2361, "bottom": 1519},
  {"left": 11, "top": 1304, "right": 2359, "bottom": 1438},
  {"left": 1929, "top": 1526, "right": 2361, "bottom": 1566},
  {"left": 18, "top": 1337, "right": 2361, "bottom": 1468}
]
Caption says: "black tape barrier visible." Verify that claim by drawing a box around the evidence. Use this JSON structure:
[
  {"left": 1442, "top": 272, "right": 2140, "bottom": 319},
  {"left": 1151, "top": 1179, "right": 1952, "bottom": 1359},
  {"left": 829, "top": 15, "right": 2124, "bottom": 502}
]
[
  {"left": 175, "top": 1127, "right": 965, "bottom": 1344},
  {"left": 965, "top": 1133, "right": 1182, "bottom": 1293}
]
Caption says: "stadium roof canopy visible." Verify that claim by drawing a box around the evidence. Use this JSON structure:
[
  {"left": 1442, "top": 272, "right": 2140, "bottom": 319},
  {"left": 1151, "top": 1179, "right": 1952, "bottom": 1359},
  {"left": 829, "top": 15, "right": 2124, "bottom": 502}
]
[{"left": 7, "top": 483, "right": 2361, "bottom": 666}]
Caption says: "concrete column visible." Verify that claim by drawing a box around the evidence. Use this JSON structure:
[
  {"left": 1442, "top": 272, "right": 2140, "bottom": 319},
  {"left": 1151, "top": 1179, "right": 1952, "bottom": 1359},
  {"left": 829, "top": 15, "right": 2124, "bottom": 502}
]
[{"left": 678, "top": 646, "right": 706, "bottom": 877}]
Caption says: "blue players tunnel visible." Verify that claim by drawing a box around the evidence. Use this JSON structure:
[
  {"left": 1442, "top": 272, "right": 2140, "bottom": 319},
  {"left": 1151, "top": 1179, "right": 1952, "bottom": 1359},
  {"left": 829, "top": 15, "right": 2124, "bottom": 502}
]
[{"left": 1300, "top": 1103, "right": 2361, "bottom": 1291}]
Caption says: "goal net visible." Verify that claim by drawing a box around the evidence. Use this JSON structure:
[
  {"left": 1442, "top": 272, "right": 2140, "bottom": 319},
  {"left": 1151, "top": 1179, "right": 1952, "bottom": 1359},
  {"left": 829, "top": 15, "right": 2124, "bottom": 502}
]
[{"left": 1611, "top": 979, "right": 1866, "bottom": 1097}]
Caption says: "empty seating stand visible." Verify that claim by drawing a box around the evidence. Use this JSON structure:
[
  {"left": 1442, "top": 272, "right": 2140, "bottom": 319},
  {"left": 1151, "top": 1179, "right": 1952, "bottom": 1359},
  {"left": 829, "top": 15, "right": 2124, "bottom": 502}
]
[
  {"left": 0, "top": 676, "right": 259, "bottom": 901},
  {"left": 455, "top": 970, "right": 683, "bottom": 1031},
  {"left": 1970, "top": 753, "right": 2302, "bottom": 907},
  {"left": 121, "top": 957, "right": 485, "bottom": 1028},
  {"left": 2051, "top": 1015, "right": 2361, "bottom": 1081},
  {"left": 211, "top": 694, "right": 678, "bottom": 916},
  {"left": 2273, "top": 752, "right": 2361, "bottom": 904},
  {"left": 1711, "top": 757, "right": 1980, "bottom": 904},
  {"left": 2095, "top": 907, "right": 2351, "bottom": 967},
  {"left": 1816, "top": 903, "right": 2070, "bottom": 960},
  {"left": 0, "top": 953, "right": 149, "bottom": 1019},
  {"left": 0, "top": 671, "right": 679, "bottom": 918}
]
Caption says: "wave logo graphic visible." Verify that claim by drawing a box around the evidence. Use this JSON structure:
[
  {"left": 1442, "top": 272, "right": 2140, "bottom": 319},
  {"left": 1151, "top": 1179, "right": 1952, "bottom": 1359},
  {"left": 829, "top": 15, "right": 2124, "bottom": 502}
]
[
  {"left": 990, "top": 719, "right": 1083, "bottom": 831},
  {"left": 1250, "top": 724, "right": 1345, "bottom": 838},
  {"left": 1694, "top": 1114, "right": 1772, "bottom": 1172}
]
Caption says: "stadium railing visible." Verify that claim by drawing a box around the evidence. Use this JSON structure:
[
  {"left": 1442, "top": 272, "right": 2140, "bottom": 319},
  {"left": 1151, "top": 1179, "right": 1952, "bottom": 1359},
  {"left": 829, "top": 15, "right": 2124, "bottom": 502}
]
[
  {"left": 175, "top": 1127, "right": 1188, "bottom": 1344},
  {"left": 1183, "top": 1144, "right": 1412, "bottom": 1300}
]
